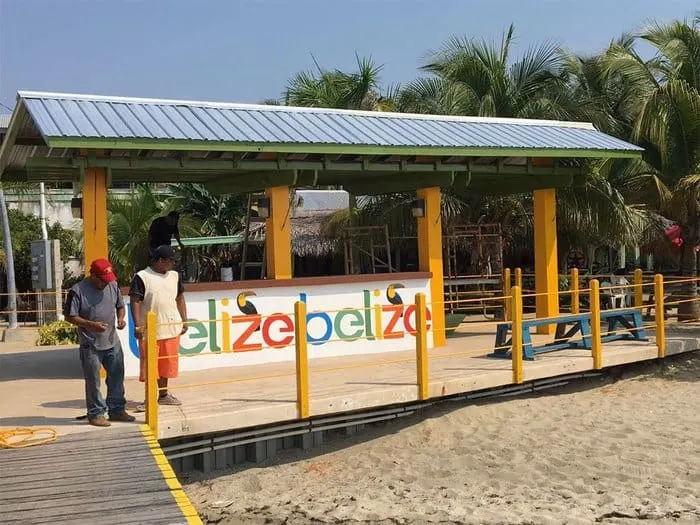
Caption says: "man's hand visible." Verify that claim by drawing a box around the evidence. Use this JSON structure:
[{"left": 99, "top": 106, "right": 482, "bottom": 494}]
[
  {"left": 91, "top": 321, "right": 109, "bottom": 333},
  {"left": 117, "top": 319, "right": 127, "bottom": 330},
  {"left": 134, "top": 327, "right": 144, "bottom": 340},
  {"left": 180, "top": 321, "right": 188, "bottom": 335}
]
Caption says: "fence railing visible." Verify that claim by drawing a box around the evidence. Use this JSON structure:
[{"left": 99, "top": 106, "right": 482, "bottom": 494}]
[{"left": 141, "top": 273, "right": 700, "bottom": 437}]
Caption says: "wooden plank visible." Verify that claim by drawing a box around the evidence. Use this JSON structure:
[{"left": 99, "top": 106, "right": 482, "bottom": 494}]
[
  {"left": 1, "top": 477, "right": 170, "bottom": 501},
  {"left": 1, "top": 450, "right": 158, "bottom": 474},
  {"left": 0, "top": 466, "right": 175, "bottom": 491},
  {"left": 0, "top": 501, "right": 188, "bottom": 525},
  {"left": 0, "top": 438, "right": 152, "bottom": 464},
  {"left": 2, "top": 490, "right": 180, "bottom": 516}
]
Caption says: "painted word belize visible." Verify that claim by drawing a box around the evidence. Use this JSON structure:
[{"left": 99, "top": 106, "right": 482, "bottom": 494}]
[{"left": 126, "top": 283, "right": 432, "bottom": 357}]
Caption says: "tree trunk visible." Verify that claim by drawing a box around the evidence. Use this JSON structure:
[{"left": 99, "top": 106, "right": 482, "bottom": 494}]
[
  {"left": 0, "top": 188, "right": 18, "bottom": 329},
  {"left": 677, "top": 220, "right": 700, "bottom": 321}
]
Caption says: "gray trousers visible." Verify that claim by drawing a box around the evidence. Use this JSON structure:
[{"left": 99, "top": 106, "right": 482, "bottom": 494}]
[{"left": 79, "top": 344, "right": 126, "bottom": 419}]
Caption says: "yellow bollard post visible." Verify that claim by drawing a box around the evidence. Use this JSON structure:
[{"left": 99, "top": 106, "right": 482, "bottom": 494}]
[
  {"left": 570, "top": 267, "right": 580, "bottom": 314},
  {"left": 511, "top": 286, "right": 524, "bottom": 384},
  {"left": 634, "top": 268, "right": 644, "bottom": 309},
  {"left": 294, "top": 301, "right": 310, "bottom": 418},
  {"left": 514, "top": 267, "right": 522, "bottom": 290},
  {"left": 145, "top": 311, "right": 159, "bottom": 437},
  {"left": 503, "top": 268, "right": 512, "bottom": 321},
  {"left": 590, "top": 280, "right": 602, "bottom": 370},
  {"left": 415, "top": 293, "right": 429, "bottom": 400},
  {"left": 221, "top": 311, "right": 231, "bottom": 353},
  {"left": 655, "top": 274, "right": 665, "bottom": 358}
]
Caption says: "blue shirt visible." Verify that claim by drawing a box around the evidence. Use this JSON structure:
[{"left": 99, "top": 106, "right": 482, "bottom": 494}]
[{"left": 64, "top": 280, "right": 124, "bottom": 350}]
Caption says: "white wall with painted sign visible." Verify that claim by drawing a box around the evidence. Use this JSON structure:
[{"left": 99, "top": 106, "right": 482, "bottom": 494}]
[{"left": 118, "top": 277, "right": 433, "bottom": 377}]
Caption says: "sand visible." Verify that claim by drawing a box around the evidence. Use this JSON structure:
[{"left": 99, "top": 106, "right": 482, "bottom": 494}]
[{"left": 184, "top": 353, "right": 700, "bottom": 525}]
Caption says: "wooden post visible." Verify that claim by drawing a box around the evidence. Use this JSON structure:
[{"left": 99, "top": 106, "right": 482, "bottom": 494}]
[
  {"left": 294, "top": 301, "right": 310, "bottom": 418},
  {"left": 82, "top": 167, "right": 109, "bottom": 267},
  {"left": 145, "top": 311, "right": 159, "bottom": 437},
  {"left": 533, "top": 188, "right": 560, "bottom": 334},
  {"left": 570, "top": 267, "right": 580, "bottom": 314},
  {"left": 655, "top": 274, "right": 665, "bottom": 358},
  {"left": 511, "top": 286, "right": 523, "bottom": 384},
  {"left": 416, "top": 187, "right": 445, "bottom": 346},
  {"left": 265, "top": 186, "right": 292, "bottom": 279},
  {"left": 415, "top": 293, "right": 429, "bottom": 400},
  {"left": 503, "top": 268, "right": 512, "bottom": 321},
  {"left": 590, "top": 280, "right": 602, "bottom": 370},
  {"left": 634, "top": 268, "right": 644, "bottom": 309}
]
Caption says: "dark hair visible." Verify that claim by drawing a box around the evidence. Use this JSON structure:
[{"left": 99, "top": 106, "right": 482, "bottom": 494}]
[
  {"left": 613, "top": 267, "right": 627, "bottom": 275},
  {"left": 167, "top": 211, "right": 180, "bottom": 219}
]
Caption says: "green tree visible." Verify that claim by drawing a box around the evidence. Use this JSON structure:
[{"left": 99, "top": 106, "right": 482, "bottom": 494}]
[
  {"left": 284, "top": 55, "right": 384, "bottom": 110},
  {"left": 600, "top": 15, "right": 700, "bottom": 318}
]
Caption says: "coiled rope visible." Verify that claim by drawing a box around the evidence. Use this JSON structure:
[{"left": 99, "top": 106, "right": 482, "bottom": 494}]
[{"left": 0, "top": 428, "right": 58, "bottom": 449}]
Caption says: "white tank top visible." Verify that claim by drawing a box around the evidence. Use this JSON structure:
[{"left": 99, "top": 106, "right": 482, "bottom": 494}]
[{"left": 136, "top": 267, "right": 183, "bottom": 340}]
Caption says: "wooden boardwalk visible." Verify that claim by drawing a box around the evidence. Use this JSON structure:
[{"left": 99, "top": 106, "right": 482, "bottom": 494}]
[{"left": 0, "top": 425, "right": 201, "bottom": 525}]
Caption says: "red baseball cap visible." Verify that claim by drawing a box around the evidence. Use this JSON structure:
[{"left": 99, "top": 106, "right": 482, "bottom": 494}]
[{"left": 90, "top": 259, "right": 117, "bottom": 283}]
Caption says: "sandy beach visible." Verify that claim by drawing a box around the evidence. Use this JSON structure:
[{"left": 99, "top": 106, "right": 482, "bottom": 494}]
[{"left": 184, "top": 352, "right": 700, "bottom": 525}]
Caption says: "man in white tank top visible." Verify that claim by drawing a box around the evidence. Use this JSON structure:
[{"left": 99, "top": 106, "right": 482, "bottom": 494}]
[{"left": 130, "top": 245, "right": 188, "bottom": 406}]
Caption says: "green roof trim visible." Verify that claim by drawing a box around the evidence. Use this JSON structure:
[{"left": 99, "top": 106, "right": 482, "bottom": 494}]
[{"left": 45, "top": 137, "right": 642, "bottom": 159}]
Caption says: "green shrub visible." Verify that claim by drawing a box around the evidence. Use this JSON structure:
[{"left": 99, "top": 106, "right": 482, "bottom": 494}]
[{"left": 37, "top": 320, "right": 79, "bottom": 346}]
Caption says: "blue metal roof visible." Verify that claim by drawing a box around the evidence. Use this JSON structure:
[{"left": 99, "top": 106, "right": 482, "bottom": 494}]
[{"left": 16, "top": 91, "right": 642, "bottom": 154}]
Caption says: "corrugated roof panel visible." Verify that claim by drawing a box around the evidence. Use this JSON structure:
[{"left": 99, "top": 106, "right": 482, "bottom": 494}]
[
  {"left": 110, "top": 103, "right": 151, "bottom": 137},
  {"left": 40, "top": 99, "right": 80, "bottom": 136},
  {"left": 15, "top": 92, "right": 643, "bottom": 154},
  {"left": 93, "top": 102, "right": 135, "bottom": 137}
]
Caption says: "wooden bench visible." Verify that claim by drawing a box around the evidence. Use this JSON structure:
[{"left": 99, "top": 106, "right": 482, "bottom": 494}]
[{"left": 491, "top": 309, "right": 646, "bottom": 360}]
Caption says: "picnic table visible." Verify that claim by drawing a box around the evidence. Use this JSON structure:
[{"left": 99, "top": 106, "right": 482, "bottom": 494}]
[{"left": 491, "top": 308, "right": 647, "bottom": 360}]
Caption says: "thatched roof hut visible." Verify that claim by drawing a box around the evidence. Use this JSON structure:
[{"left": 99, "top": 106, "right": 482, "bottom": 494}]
[{"left": 246, "top": 210, "right": 340, "bottom": 258}]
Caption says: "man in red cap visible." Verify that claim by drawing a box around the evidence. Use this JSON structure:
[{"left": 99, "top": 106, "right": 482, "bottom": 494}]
[{"left": 64, "top": 259, "right": 135, "bottom": 427}]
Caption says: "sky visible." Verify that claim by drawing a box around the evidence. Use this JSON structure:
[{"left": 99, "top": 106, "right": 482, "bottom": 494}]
[{"left": 0, "top": 0, "right": 697, "bottom": 112}]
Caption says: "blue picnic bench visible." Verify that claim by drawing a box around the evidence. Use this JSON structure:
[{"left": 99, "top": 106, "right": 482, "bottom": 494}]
[{"left": 491, "top": 308, "right": 647, "bottom": 360}]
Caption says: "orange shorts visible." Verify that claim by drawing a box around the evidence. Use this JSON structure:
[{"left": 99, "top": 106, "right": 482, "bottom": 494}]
[{"left": 139, "top": 336, "right": 180, "bottom": 382}]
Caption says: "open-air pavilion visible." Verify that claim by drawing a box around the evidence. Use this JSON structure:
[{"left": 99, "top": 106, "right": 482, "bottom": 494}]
[
  {"left": 0, "top": 91, "right": 643, "bottom": 342},
  {"left": 9, "top": 91, "right": 693, "bottom": 455}
]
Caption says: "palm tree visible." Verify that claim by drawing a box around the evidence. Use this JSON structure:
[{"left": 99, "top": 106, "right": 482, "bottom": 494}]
[
  {"left": 166, "top": 183, "right": 247, "bottom": 237},
  {"left": 601, "top": 15, "right": 700, "bottom": 319},
  {"left": 413, "top": 24, "right": 573, "bottom": 119},
  {"left": 284, "top": 54, "right": 383, "bottom": 110},
  {"left": 396, "top": 25, "right": 659, "bottom": 264}
]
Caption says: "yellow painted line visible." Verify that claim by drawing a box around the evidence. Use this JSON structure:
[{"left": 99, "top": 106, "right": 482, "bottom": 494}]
[{"left": 140, "top": 428, "right": 203, "bottom": 525}]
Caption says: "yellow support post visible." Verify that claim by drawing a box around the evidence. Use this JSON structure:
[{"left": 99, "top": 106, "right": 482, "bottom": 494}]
[
  {"left": 570, "top": 267, "right": 580, "bottom": 314},
  {"left": 82, "top": 167, "right": 109, "bottom": 267},
  {"left": 590, "top": 279, "right": 602, "bottom": 370},
  {"left": 655, "top": 274, "right": 665, "bottom": 358},
  {"left": 533, "top": 188, "right": 559, "bottom": 334},
  {"left": 294, "top": 300, "right": 310, "bottom": 418},
  {"left": 415, "top": 293, "right": 429, "bottom": 400},
  {"left": 265, "top": 186, "right": 292, "bottom": 279},
  {"left": 416, "top": 187, "right": 446, "bottom": 346},
  {"left": 634, "top": 268, "right": 644, "bottom": 309},
  {"left": 503, "top": 268, "right": 512, "bottom": 321},
  {"left": 514, "top": 267, "right": 522, "bottom": 290},
  {"left": 145, "top": 311, "right": 159, "bottom": 437},
  {"left": 511, "top": 285, "right": 524, "bottom": 384}
]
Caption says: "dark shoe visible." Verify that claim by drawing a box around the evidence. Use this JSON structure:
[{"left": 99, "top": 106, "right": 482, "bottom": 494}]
[
  {"left": 89, "top": 416, "right": 111, "bottom": 427},
  {"left": 109, "top": 411, "right": 136, "bottom": 423},
  {"left": 158, "top": 393, "right": 182, "bottom": 406}
]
